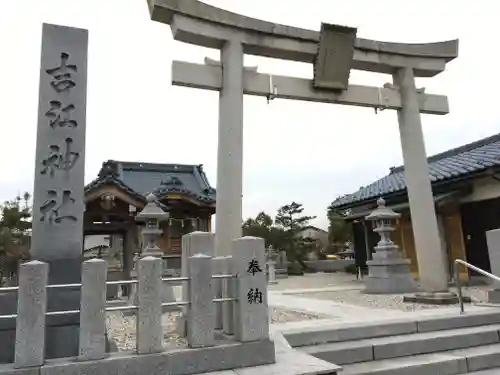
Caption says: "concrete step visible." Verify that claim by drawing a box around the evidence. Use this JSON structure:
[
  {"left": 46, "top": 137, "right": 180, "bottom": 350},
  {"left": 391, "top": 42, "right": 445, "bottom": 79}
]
[
  {"left": 301, "top": 324, "right": 500, "bottom": 365},
  {"left": 340, "top": 343, "right": 500, "bottom": 375},
  {"left": 283, "top": 310, "right": 500, "bottom": 348}
]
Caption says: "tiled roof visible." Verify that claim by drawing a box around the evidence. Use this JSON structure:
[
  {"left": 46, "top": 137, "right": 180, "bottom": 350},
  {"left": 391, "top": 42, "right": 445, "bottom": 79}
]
[
  {"left": 331, "top": 133, "right": 500, "bottom": 209},
  {"left": 85, "top": 160, "right": 216, "bottom": 205}
]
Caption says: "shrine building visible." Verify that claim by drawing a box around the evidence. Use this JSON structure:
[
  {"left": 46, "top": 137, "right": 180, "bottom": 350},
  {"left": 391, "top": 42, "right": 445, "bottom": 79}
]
[
  {"left": 330, "top": 132, "right": 500, "bottom": 283},
  {"left": 83, "top": 160, "right": 216, "bottom": 284}
]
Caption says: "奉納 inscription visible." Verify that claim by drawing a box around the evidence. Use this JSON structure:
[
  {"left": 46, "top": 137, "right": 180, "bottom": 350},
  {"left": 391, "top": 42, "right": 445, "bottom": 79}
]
[
  {"left": 41, "top": 137, "right": 80, "bottom": 176},
  {"left": 39, "top": 189, "right": 77, "bottom": 224},
  {"left": 247, "top": 288, "right": 263, "bottom": 304},
  {"left": 46, "top": 52, "right": 77, "bottom": 93},
  {"left": 247, "top": 258, "right": 262, "bottom": 276},
  {"left": 46, "top": 101, "right": 77, "bottom": 128}
]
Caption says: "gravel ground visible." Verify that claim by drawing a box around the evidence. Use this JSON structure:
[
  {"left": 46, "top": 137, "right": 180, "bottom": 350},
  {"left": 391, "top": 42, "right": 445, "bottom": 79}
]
[
  {"left": 294, "top": 286, "right": 490, "bottom": 312},
  {"left": 106, "top": 308, "right": 320, "bottom": 351}
]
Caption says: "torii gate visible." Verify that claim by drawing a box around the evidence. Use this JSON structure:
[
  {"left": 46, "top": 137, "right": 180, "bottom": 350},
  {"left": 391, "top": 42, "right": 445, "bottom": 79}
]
[{"left": 146, "top": 0, "right": 458, "bottom": 297}]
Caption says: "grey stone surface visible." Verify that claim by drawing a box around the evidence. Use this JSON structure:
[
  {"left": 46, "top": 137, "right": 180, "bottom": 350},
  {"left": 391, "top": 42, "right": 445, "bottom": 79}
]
[
  {"left": 14, "top": 340, "right": 275, "bottom": 375},
  {"left": 214, "top": 40, "right": 244, "bottom": 258},
  {"left": 364, "top": 198, "right": 418, "bottom": 295},
  {"left": 212, "top": 257, "right": 225, "bottom": 329},
  {"left": 187, "top": 254, "right": 215, "bottom": 348},
  {"left": 28, "top": 23, "right": 89, "bottom": 361},
  {"left": 403, "top": 291, "right": 460, "bottom": 305},
  {"left": 79, "top": 259, "right": 107, "bottom": 360},
  {"left": 136, "top": 256, "right": 163, "bottom": 354},
  {"left": 178, "top": 232, "right": 215, "bottom": 336},
  {"left": 267, "top": 261, "right": 277, "bottom": 285},
  {"left": 486, "top": 228, "right": 500, "bottom": 300},
  {"left": 283, "top": 319, "right": 417, "bottom": 347},
  {"left": 136, "top": 193, "right": 169, "bottom": 258},
  {"left": 14, "top": 261, "right": 48, "bottom": 368},
  {"left": 31, "top": 22, "right": 88, "bottom": 261},
  {"left": 232, "top": 237, "right": 269, "bottom": 342},
  {"left": 221, "top": 256, "right": 235, "bottom": 335},
  {"left": 149, "top": 0, "right": 457, "bottom": 77}
]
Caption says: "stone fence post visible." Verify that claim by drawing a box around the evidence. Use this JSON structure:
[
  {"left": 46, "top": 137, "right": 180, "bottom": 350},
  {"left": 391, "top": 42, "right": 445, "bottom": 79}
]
[
  {"left": 79, "top": 258, "right": 107, "bottom": 360},
  {"left": 232, "top": 237, "right": 269, "bottom": 342},
  {"left": 178, "top": 232, "right": 214, "bottom": 336},
  {"left": 14, "top": 260, "right": 48, "bottom": 368},
  {"left": 136, "top": 256, "right": 163, "bottom": 354},
  {"left": 187, "top": 253, "right": 215, "bottom": 347}
]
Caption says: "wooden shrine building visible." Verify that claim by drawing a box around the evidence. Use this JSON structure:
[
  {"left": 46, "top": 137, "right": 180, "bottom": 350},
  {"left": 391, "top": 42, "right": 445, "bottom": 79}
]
[
  {"left": 83, "top": 160, "right": 216, "bottom": 283},
  {"left": 330, "top": 133, "right": 500, "bottom": 282}
]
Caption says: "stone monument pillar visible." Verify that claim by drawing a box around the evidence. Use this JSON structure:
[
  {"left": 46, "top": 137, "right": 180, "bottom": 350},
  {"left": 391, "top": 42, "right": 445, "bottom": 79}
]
[
  {"left": 363, "top": 198, "right": 418, "bottom": 294},
  {"left": 135, "top": 193, "right": 175, "bottom": 310},
  {"left": 2, "top": 23, "right": 90, "bottom": 361}
]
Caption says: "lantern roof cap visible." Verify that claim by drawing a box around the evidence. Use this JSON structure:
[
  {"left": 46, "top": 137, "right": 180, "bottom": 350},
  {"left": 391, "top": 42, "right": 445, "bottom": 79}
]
[
  {"left": 136, "top": 193, "right": 170, "bottom": 221},
  {"left": 365, "top": 197, "right": 400, "bottom": 221}
]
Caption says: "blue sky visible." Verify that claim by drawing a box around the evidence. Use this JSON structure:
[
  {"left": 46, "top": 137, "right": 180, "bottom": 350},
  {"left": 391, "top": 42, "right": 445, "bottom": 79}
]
[{"left": 1, "top": 0, "right": 499, "bottom": 229}]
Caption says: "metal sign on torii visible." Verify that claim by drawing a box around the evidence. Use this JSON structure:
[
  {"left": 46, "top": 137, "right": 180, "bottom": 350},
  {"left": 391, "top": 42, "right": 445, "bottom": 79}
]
[{"left": 146, "top": 0, "right": 458, "bottom": 296}]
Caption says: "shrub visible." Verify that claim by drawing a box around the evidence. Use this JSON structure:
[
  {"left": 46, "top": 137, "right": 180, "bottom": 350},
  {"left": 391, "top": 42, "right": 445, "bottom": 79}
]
[
  {"left": 287, "top": 262, "right": 304, "bottom": 276},
  {"left": 344, "top": 263, "right": 358, "bottom": 274}
]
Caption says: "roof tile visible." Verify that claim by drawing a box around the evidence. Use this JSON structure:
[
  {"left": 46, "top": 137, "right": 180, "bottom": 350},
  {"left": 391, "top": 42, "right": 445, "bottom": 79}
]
[{"left": 331, "top": 133, "right": 500, "bottom": 209}]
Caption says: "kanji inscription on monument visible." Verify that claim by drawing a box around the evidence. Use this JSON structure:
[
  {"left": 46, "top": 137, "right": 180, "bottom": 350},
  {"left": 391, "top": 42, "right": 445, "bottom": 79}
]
[
  {"left": 31, "top": 23, "right": 88, "bottom": 260},
  {"left": 232, "top": 237, "right": 269, "bottom": 342}
]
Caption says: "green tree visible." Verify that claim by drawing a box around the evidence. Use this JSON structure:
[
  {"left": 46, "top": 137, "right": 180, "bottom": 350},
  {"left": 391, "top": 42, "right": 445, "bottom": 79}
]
[
  {"left": 242, "top": 211, "right": 286, "bottom": 249},
  {"left": 0, "top": 192, "right": 32, "bottom": 285},
  {"left": 327, "top": 208, "right": 353, "bottom": 253},
  {"left": 274, "top": 202, "right": 316, "bottom": 266}
]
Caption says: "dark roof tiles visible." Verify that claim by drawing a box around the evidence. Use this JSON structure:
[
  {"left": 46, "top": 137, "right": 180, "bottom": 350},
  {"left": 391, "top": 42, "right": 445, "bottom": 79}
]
[
  {"left": 85, "top": 160, "right": 216, "bottom": 205},
  {"left": 331, "top": 133, "right": 500, "bottom": 209}
]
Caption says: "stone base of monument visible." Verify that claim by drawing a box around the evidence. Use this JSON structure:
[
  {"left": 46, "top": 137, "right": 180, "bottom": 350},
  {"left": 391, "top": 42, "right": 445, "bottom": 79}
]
[
  {"left": 487, "top": 289, "right": 500, "bottom": 303},
  {"left": 403, "top": 291, "right": 471, "bottom": 305},
  {"left": 363, "top": 258, "right": 419, "bottom": 294}
]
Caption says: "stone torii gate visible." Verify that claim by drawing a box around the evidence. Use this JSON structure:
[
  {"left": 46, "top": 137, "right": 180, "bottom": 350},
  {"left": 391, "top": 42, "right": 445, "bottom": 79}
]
[{"left": 146, "top": 0, "right": 458, "bottom": 299}]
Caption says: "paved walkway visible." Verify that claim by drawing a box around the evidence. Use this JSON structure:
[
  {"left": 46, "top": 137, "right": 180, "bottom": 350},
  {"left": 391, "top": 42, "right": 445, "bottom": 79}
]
[{"left": 267, "top": 273, "right": 498, "bottom": 323}]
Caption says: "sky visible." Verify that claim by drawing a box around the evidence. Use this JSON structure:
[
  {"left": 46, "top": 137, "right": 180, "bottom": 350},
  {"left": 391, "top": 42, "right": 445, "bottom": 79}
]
[{"left": 0, "top": 0, "right": 499, "bottom": 230}]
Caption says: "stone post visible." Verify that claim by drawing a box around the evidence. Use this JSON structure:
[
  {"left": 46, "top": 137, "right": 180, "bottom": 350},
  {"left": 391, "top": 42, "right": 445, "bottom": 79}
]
[
  {"left": 136, "top": 256, "right": 163, "bottom": 354},
  {"left": 14, "top": 261, "right": 48, "bottom": 368},
  {"left": 221, "top": 256, "right": 235, "bottom": 335},
  {"left": 363, "top": 198, "right": 418, "bottom": 294},
  {"left": 393, "top": 67, "right": 449, "bottom": 294},
  {"left": 486, "top": 229, "right": 500, "bottom": 302},
  {"left": 187, "top": 254, "right": 215, "bottom": 348},
  {"left": 267, "top": 261, "right": 277, "bottom": 285},
  {"left": 79, "top": 258, "right": 107, "bottom": 361},
  {"left": 215, "top": 40, "right": 244, "bottom": 257},
  {"left": 232, "top": 237, "right": 269, "bottom": 342},
  {"left": 177, "top": 232, "right": 215, "bottom": 336},
  {"left": 212, "top": 256, "right": 225, "bottom": 329}
]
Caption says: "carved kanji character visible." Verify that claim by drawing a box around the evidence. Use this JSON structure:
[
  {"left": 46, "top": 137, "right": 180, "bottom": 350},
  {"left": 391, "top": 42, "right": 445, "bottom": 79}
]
[
  {"left": 40, "top": 138, "right": 80, "bottom": 176},
  {"left": 46, "top": 52, "right": 77, "bottom": 93},
  {"left": 45, "top": 101, "right": 77, "bottom": 128},
  {"left": 39, "top": 190, "right": 77, "bottom": 224}
]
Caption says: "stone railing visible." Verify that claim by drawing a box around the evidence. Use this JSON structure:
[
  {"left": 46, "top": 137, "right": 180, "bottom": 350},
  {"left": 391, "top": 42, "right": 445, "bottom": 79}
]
[{"left": 0, "top": 235, "right": 275, "bottom": 375}]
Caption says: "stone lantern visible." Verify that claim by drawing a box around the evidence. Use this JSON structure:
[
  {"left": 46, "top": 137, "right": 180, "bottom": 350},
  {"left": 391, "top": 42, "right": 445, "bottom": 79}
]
[
  {"left": 135, "top": 193, "right": 169, "bottom": 258},
  {"left": 363, "top": 197, "right": 418, "bottom": 294}
]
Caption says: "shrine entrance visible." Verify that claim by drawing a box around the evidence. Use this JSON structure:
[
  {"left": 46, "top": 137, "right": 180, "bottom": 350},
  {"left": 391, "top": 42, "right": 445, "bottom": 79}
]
[{"left": 145, "top": 0, "right": 458, "bottom": 297}]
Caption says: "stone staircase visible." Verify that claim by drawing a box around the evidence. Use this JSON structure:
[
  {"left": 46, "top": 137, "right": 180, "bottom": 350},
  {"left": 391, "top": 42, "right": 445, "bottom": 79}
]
[{"left": 280, "top": 309, "right": 500, "bottom": 375}]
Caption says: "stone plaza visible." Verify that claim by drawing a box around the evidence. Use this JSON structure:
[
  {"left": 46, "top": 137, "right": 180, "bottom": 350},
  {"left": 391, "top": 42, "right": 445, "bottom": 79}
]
[{"left": 7, "top": 0, "right": 500, "bottom": 374}]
